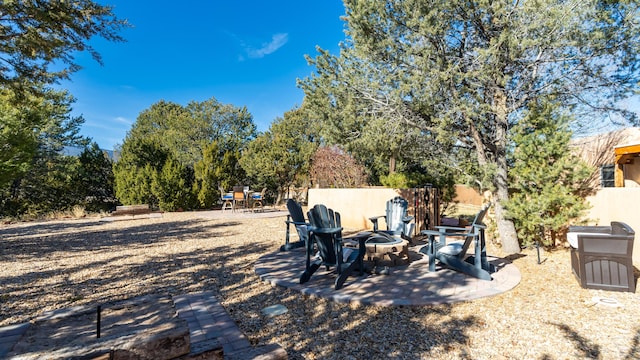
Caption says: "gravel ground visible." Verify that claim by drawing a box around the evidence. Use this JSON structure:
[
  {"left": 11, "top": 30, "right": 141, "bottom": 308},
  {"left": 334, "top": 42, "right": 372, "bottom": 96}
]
[{"left": 1, "top": 211, "right": 639, "bottom": 359}]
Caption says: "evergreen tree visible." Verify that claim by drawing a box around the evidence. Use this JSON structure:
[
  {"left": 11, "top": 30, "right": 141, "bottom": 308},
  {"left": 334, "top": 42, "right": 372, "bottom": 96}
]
[
  {"left": 239, "top": 107, "right": 318, "bottom": 203},
  {"left": 506, "top": 100, "right": 590, "bottom": 247},
  {"left": 0, "top": 1, "right": 129, "bottom": 98},
  {"left": 300, "top": 48, "right": 431, "bottom": 184},
  {"left": 194, "top": 140, "right": 245, "bottom": 208},
  {"left": 14, "top": 154, "right": 79, "bottom": 216},
  {"left": 152, "top": 155, "right": 195, "bottom": 211},
  {"left": 113, "top": 137, "right": 168, "bottom": 209},
  {"left": 0, "top": 88, "right": 40, "bottom": 189},
  {"left": 113, "top": 98, "right": 256, "bottom": 210},
  {"left": 0, "top": 88, "right": 88, "bottom": 217},
  {"left": 194, "top": 141, "right": 222, "bottom": 209},
  {"left": 74, "top": 142, "right": 116, "bottom": 212}
]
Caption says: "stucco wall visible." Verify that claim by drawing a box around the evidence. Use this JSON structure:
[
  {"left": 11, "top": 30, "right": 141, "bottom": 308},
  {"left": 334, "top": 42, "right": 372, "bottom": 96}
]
[
  {"left": 308, "top": 188, "right": 406, "bottom": 230},
  {"left": 307, "top": 185, "right": 482, "bottom": 231},
  {"left": 584, "top": 188, "right": 640, "bottom": 267},
  {"left": 624, "top": 162, "right": 640, "bottom": 186}
]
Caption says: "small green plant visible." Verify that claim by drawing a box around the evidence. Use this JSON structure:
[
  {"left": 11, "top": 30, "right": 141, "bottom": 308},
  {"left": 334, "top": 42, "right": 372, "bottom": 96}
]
[{"left": 380, "top": 173, "right": 409, "bottom": 188}]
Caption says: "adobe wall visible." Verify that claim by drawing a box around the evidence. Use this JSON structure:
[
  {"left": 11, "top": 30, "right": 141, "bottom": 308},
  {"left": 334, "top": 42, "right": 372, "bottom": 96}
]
[
  {"left": 307, "top": 185, "right": 482, "bottom": 231},
  {"left": 452, "top": 184, "right": 484, "bottom": 206},
  {"left": 624, "top": 164, "right": 640, "bottom": 187},
  {"left": 308, "top": 187, "right": 407, "bottom": 231}
]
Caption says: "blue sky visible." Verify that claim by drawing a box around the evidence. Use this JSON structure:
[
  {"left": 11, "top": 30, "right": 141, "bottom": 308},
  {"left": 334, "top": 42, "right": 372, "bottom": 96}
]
[{"left": 57, "top": 1, "right": 347, "bottom": 150}]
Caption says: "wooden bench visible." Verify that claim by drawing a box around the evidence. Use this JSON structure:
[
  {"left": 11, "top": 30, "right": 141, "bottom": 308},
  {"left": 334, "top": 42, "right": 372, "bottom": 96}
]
[{"left": 111, "top": 205, "right": 152, "bottom": 216}]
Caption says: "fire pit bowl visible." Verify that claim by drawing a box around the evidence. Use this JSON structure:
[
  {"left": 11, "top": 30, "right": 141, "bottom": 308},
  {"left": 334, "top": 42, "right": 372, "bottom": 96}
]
[{"left": 364, "top": 234, "right": 410, "bottom": 266}]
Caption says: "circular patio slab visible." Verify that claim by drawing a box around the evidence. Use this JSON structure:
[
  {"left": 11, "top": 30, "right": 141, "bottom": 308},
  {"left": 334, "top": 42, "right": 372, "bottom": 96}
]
[{"left": 255, "top": 245, "right": 521, "bottom": 306}]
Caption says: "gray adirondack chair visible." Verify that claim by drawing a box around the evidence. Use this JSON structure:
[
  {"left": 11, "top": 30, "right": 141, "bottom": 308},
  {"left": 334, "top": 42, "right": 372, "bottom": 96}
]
[
  {"left": 300, "top": 204, "right": 366, "bottom": 290},
  {"left": 280, "top": 199, "right": 308, "bottom": 251},
  {"left": 369, "top": 196, "right": 415, "bottom": 241},
  {"left": 420, "top": 202, "right": 494, "bottom": 280}
]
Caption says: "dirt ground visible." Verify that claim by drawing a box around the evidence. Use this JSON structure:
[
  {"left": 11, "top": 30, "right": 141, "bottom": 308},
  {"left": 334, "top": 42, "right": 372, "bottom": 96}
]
[{"left": 1, "top": 211, "right": 639, "bottom": 359}]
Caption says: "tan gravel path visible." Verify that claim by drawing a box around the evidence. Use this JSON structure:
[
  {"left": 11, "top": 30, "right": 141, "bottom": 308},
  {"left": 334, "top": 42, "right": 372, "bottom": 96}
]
[{"left": 1, "top": 211, "right": 639, "bottom": 359}]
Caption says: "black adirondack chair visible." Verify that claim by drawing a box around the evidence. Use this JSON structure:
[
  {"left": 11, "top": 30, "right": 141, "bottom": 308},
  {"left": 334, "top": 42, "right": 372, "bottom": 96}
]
[
  {"left": 420, "top": 202, "right": 494, "bottom": 280},
  {"left": 300, "top": 204, "right": 366, "bottom": 290},
  {"left": 369, "top": 196, "right": 415, "bottom": 241},
  {"left": 280, "top": 199, "right": 308, "bottom": 251}
]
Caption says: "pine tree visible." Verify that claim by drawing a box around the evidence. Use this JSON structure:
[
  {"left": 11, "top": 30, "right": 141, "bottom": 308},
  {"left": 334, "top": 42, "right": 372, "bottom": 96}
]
[
  {"left": 152, "top": 155, "right": 195, "bottom": 212},
  {"left": 113, "top": 98, "right": 255, "bottom": 210},
  {"left": 0, "top": 1, "right": 128, "bottom": 98},
  {"left": 74, "top": 143, "right": 116, "bottom": 212},
  {"left": 506, "top": 100, "right": 590, "bottom": 246},
  {"left": 239, "top": 107, "right": 318, "bottom": 203}
]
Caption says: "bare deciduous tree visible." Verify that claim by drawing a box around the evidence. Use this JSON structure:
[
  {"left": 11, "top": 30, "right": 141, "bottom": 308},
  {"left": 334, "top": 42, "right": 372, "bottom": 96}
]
[{"left": 310, "top": 146, "right": 368, "bottom": 188}]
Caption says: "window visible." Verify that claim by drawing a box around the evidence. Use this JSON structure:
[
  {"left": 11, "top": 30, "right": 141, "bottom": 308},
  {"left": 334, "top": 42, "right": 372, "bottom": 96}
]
[{"left": 600, "top": 164, "right": 615, "bottom": 188}]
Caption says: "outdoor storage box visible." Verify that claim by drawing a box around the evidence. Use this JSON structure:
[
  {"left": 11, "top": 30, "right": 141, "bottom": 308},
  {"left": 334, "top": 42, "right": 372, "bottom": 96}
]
[{"left": 568, "top": 222, "right": 635, "bottom": 293}]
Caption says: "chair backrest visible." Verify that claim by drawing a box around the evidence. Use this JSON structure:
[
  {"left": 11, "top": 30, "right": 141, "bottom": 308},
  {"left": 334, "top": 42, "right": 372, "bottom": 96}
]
[
  {"left": 253, "top": 187, "right": 267, "bottom": 200},
  {"left": 455, "top": 202, "right": 491, "bottom": 258},
  {"left": 577, "top": 221, "right": 635, "bottom": 256},
  {"left": 232, "top": 185, "right": 245, "bottom": 201},
  {"left": 307, "top": 204, "right": 341, "bottom": 266},
  {"left": 286, "top": 199, "right": 305, "bottom": 223},
  {"left": 308, "top": 204, "right": 340, "bottom": 228},
  {"left": 385, "top": 196, "right": 410, "bottom": 233},
  {"left": 219, "top": 186, "right": 232, "bottom": 199},
  {"left": 286, "top": 199, "right": 309, "bottom": 244},
  {"left": 470, "top": 202, "right": 491, "bottom": 227}
]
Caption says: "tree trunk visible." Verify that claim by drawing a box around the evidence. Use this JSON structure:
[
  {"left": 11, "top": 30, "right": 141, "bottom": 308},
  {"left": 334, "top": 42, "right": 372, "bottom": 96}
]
[
  {"left": 492, "top": 89, "right": 521, "bottom": 254},
  {"left": 389, "top": 154, "right": 396, "bottom": 174},
  {"left": 493, "top": 177, "right": 521, "bottom": 254}
]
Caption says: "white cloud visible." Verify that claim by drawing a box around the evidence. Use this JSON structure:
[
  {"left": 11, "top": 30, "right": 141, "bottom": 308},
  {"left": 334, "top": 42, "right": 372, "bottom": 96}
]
[
  {"left": 113, "top": 116, "right": 132, "bottom": 125},
  {"left": 245, "top": 33, "right": 289, "bottom": 59}
]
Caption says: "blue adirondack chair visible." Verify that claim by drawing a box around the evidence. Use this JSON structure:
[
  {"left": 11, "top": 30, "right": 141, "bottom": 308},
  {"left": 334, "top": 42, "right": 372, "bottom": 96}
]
[
  {"left": 300, "top": 204, "right": 366, "bottom": 290},
  {"left": 420, "top": 202, "right": 494, "bottom": 280},
  {"left": 369, "top": 196, "right": 415, "bottom": 241}
]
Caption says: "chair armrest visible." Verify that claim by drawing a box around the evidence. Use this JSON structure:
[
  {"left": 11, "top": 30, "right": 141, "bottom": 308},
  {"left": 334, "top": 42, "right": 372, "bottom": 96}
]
[
  {"left": 568, "top": 225, "right": 610, "bottom": 234},
  {"left": 448, "top": 232, "right": 475, "bottom": 238},
  {"left": 435, "top": 229, "right": 476, "bottom": 238},
  {"left": 286, "top": 220, "right": 309, "bottom": 226},
  {"left": 309, "top": 226, "right": 343, "bottom": 235},
  {"left": 420, "top": 230, "right": 441, "bottom": 236},
  {"left": 435, "top": 225, "right": 468, "bottom": 233},
  {"left": 368, "top": 215, "right": 385, "bottom": 232},
  {"left": 402, "top": 215, "right": 414, "bottom": 223}
]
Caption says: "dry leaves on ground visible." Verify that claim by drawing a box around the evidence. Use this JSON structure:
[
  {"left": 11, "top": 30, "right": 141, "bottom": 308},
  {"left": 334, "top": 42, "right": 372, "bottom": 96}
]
[{"left": 1, "top": 212, "right": 639, "bottom": 359}]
